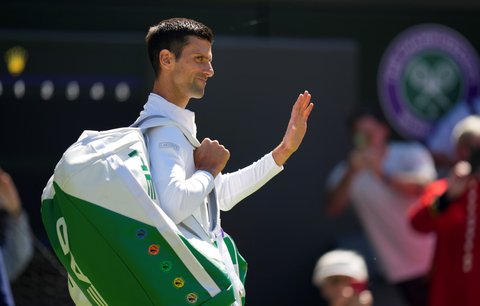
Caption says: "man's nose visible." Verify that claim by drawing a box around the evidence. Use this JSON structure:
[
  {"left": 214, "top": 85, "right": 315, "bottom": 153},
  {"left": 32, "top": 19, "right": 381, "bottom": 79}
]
[{"left": 205, "top": 62, "right": 214, "bottom": 78}]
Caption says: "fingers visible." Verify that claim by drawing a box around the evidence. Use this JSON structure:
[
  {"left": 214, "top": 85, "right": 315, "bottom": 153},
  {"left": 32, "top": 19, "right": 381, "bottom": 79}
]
[
  {"left": 201, "top": 137, "right": 212, "bottom": 144},
  {"left": 341, "top": 287, "right": 373, "bottom": 306},
  {"left": 293, "top": 90, "right": 314, "bottom": 118},
  {"left": 358, "top": 291, "right": 373, "bottom": 305},
  {"left": 342, "top": 286, "right": 354, "bottom": 298},
  {"left": 201, "top": 138, "right": 228, "bottom": 151},
  {"left": 196, "top": 137, "right": 230, "bottom": 177},
  {"left": 0, "top": 170, "right": 12, "bottom": 184},
  {"left": 0, "top": 170, "right": 11, "bottom": 190},
  {"left": 453, "top": 161, "right": 471, "bottom": 178},
  {"left": 295, "top": 90, "right": 311, "bottom": 109},
  {"left": 303, "top": 101, "right": 314, "bottom": 119}
]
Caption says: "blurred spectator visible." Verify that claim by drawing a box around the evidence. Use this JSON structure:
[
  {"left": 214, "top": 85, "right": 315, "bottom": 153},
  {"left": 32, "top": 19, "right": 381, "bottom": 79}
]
[
  {"left": 409, "top": 115, "right": 480, "bottom": 306},
  {"left": 10, "top": 237, "right": 74, "bottom": 306},
  {"left": 0, "top": 169, "right": 73, "bottom": 306},
  {"left": 0, "top": 169, "right": 34, "bottom": 305},
  {"left": 325, "top": 106, "right": 436, "bottom": 306},
  {"left": 312, "top": 249, "right": 372, "bottom": 306},
  {"left": 0, "top": 252, "right": 13, "bottom": 306},
  {"left": 426, "top": 97, "right": 480, "bottom": 174}
]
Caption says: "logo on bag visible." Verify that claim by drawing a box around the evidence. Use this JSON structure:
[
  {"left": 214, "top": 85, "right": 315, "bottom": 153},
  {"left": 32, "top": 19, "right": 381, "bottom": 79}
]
[
  {"left": 378, "top": 24, "right": 480, "bottom": 140},
  {"left": 56, "top": 217, "right": 108, "bottom": 306},
  {"left": 128, "top": 150, "right": 156, "bottom": 200}
]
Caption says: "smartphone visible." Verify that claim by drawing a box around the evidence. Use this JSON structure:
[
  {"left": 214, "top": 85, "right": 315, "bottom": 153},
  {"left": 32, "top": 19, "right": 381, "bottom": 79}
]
[{"left": 353, "top": 132, "right": 367, "bottom": 149}]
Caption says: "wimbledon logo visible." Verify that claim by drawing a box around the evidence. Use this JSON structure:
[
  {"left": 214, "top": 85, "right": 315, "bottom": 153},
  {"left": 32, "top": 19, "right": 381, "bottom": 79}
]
[{"left": 378, "top": 24, "right": 480, "bottom": 140}]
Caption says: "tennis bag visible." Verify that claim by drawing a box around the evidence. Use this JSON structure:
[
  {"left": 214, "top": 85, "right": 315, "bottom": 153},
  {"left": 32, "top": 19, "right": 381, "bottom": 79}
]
[{"left": 40, "top": 117, "right": 247, "bottom": 306}]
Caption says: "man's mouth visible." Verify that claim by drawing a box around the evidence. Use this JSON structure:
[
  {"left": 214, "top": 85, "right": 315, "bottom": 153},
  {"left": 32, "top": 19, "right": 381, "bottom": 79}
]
[{"left": 196, "top": 77, "right": 207, "bottom": 84}]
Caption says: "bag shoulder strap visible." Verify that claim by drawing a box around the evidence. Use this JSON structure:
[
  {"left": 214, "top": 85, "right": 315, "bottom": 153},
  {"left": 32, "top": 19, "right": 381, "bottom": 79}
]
[
  {"left": 132, "top": 115, "right": 219, "bottom": 232},
  {"left": 131, "top": 115, "right": 201, "bottom": 148}
]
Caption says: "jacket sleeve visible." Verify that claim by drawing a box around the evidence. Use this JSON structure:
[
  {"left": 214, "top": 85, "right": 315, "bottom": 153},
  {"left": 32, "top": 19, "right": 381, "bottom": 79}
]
[
  {"left": 2, "top": 211, "right": 34, "bottom": 281},
  {"left": 408, "top": 179, "right": 448, "bottom": 233},
  {"left": 215, "top": 152, "right": 283, "bottom": 211},
  {"left": 147, "top": 126, "right": 214, "bottom": 224}
]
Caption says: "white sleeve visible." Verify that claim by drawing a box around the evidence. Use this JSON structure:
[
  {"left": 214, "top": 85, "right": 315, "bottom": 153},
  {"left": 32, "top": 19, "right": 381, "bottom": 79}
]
[
  {"left": 215, "top": 152, "right": 283, "bottom": 211},
  {"left": 147, "top": 126, "right": 215, "bottom": 224}
]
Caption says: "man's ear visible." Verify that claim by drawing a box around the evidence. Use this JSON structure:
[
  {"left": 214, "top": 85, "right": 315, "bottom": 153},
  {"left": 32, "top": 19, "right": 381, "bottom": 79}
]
[{"left": 159, "top": 49, "right": 175, "bottom": 70}]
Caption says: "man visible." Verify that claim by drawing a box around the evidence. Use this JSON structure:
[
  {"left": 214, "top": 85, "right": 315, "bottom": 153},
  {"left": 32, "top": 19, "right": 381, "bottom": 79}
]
[
  {"left": 135, "top": 18, "right": 313, "bottom": 305},
  {"left": 325, "top": 107, "right": 436, "bottom": 306},
  {"left": 409, "top": 115, "right": 480, "bottom": 306}
]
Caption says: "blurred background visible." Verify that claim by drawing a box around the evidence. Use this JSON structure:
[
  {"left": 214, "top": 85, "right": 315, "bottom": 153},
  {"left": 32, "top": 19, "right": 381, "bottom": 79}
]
[{"left": 1, "top": 0, "right": 480, "bottom": 305}]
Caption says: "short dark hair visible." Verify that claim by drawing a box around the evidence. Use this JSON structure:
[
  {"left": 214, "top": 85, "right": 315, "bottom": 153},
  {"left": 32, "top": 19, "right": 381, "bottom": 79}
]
[
  {"left": 145, "top": 18, "right": 214, "bottom": 76},
  {"left": 346, "top": 105, "right": 387, "bottom": 131}
]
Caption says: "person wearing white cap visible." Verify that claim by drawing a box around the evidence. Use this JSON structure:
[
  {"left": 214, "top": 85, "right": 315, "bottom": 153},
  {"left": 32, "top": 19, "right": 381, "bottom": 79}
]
[
  {"left": 426, "top": 97, "right": 480, "bottom": 173},
  {"left": 312, "top": 250, "right": 372, "bottom": 306},
  {"left": 326, "top": 106, "right": 436, "bottom": 306}
]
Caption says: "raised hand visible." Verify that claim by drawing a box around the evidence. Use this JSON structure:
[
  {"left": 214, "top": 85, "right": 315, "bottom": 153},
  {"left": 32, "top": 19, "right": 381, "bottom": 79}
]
[
  {"left": 446, "top": 161, "right": 473, "bottom": 200},
  {"left": 272, "top": 90, "right": 314, "bottom": 165},
  {"left": 332, "top": 287, "right": 373, "bottom": 306},
  {"left": 0, "top": 169, "right": 22, "bottom": 218}
]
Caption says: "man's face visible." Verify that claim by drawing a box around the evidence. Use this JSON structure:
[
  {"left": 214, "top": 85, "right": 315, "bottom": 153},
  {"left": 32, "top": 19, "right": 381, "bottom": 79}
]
[
  {"left": 171, "top": 36, "right": 214, "bottom": 100},
  {"left": 320, "top": 275, "right": 354, "bottom": 302},
  {"left": 352, "top": 116, "right": 388, "bottom": 149}
]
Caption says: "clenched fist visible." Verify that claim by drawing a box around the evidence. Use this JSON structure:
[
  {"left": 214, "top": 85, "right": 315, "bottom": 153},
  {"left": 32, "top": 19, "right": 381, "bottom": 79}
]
[{"left": 194, "top": 138, "right": 230, "bottom": 177}]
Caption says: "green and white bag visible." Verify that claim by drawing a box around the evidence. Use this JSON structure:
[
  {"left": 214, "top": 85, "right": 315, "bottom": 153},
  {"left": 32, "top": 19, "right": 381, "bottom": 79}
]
[{"left": 41, "top": 117, "right": 247, "bottom": 306}]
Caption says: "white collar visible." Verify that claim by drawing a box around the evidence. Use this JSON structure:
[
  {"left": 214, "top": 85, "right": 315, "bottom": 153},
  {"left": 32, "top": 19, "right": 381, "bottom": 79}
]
[{"left": 135, "top": 93, "right": 197, "bottom": 137}]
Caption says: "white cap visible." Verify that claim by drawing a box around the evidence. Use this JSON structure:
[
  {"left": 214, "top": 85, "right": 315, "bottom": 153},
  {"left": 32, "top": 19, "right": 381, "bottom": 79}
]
[
  {"left": 312, "top": 250, "right": 368, "bottom": 287},
  {"left": 452, "top": 115, "right": 480, "bottom": 145},
  {"left": 384, "top": 143, "right": 437, "bottom": 185}
]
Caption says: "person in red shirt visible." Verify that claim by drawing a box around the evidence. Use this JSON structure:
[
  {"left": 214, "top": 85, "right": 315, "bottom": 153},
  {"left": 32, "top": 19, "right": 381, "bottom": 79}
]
[{"left": 409, "top": 115, "right": 480, "bottom": 306}]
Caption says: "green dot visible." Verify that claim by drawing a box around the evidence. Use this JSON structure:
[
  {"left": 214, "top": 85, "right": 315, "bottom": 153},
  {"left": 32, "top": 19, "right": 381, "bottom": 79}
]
[{"left": 161, "top": 261, "right": 172, "bottom": 272}]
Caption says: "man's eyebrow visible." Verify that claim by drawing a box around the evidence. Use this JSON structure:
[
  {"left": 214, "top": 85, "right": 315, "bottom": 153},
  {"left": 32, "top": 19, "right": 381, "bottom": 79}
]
[{"left": 193, "top": 53, "right": 212, "bottom": 61}]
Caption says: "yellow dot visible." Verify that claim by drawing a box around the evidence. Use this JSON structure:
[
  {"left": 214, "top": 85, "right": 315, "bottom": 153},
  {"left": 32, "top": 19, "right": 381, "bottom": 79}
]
[{"left": 173, "top": 277, "right": 185, "bottom": 288}]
